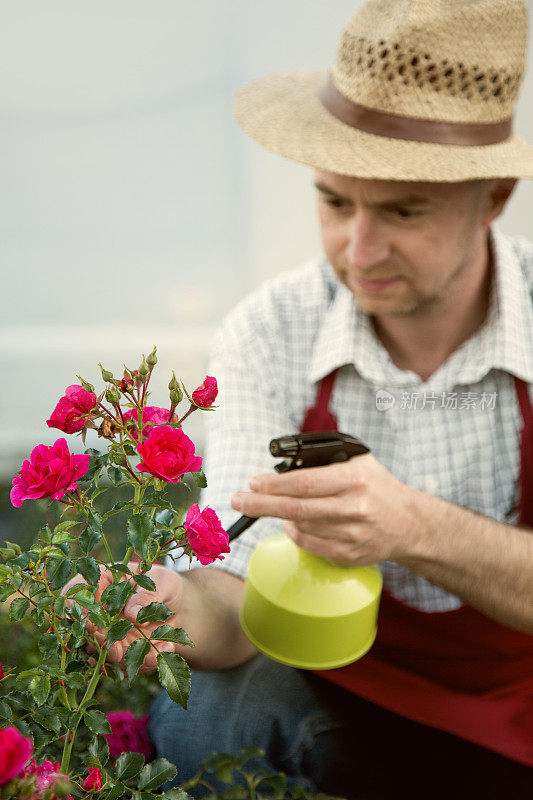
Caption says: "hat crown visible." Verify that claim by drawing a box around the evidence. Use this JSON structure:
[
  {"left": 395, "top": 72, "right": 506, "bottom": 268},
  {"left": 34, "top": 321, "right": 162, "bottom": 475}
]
[{"left": 332, "top": 0, "right": 527, "bottom": 123}]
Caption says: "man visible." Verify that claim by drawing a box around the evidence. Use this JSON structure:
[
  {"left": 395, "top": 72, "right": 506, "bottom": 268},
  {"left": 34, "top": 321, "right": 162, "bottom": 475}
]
[{"left": 109, "top": 1, "right": 533, "bottom": 796}]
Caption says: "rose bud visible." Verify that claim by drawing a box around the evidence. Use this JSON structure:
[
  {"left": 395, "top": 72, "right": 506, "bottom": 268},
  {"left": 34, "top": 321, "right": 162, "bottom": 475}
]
[
  {"left": 146, "top": 346, "right": 157, "bottom": 369},
  {"left": 83, "top": 767, "right": 102, "bottom": 791},
  {"left": 192, "top": 376, "right": 218, "bottom": 408},
  {"left": 47, "top": 385, "right": 97, "bottom": 434}
]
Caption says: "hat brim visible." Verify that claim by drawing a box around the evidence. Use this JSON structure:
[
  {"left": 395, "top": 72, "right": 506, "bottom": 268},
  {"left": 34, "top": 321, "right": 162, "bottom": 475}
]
[{"left": 234, "top": 70, "right": 533, "bottom": 182}]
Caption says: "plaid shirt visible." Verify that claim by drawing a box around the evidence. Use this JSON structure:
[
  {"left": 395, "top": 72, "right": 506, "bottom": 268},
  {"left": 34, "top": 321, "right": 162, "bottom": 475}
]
[{"left": 189, "top": 226, "right": 533, "bottom": 612}]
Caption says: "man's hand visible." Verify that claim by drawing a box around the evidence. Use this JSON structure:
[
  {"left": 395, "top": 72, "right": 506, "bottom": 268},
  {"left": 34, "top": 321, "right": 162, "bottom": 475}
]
[
  {"left": 62, "top": 563, "right": 184, "bottom": 672},
  {"left": 231, "top": 452, "right": 417, "bottom": 566}
]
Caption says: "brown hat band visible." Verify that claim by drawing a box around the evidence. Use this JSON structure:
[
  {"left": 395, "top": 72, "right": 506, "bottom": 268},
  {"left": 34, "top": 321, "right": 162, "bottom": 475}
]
[{"left": 318, "top": 75, "right": 513, "bottom": 146}]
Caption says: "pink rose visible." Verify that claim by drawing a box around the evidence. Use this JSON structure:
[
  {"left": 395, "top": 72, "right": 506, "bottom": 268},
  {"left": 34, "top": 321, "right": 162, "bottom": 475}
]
[
  {"left": 192, "top": 376, "right": 218, "bottom": 408},
  {"left": 10, "top": 439, "right": 91, "bottom": 508},
  {"left": 136, "top": 426, "right": 202, "bottom": 483},
  {"left": 83, "top": 767, "right": 102, "bottom": 791},
  {"left": 47, "top": 385, "right": 97, "bottom": 434},
  {"left": 184, "top": 503, "right": 230, "bottom": 565},
  {"left": 123, "top": 406, "right": 178, "bottom": 441},
  {"left": 0, "top": 726, "right": 32, "bottom": 785},
  {"left": 104, "top": 711, "right": 154, "bottom": 760}
]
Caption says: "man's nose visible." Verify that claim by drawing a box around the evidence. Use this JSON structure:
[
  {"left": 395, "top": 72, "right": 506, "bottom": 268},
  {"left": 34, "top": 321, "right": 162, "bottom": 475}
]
[{"left": 345, "top": 211, "right": 391, "bottom": 271}]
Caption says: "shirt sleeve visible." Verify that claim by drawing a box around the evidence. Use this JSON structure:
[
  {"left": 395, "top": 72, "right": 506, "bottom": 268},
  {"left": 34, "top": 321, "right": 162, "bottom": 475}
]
[{"left": 172, "top": 294, "right": 299, "bottom": 579}]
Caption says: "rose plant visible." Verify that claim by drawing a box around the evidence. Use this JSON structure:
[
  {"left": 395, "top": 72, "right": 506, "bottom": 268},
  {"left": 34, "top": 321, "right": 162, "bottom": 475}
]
[{"left": 0, "top": 348, "right": 227, "bottom": 799}]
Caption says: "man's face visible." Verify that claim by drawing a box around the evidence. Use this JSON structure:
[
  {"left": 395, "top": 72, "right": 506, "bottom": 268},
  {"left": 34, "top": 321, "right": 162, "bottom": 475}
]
[{"left": 315, "top": 170, "right": 496, "bottom": 319}]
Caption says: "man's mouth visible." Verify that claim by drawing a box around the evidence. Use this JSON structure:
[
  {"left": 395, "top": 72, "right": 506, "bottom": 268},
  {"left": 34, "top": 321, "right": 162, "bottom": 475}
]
[{"left": 355, "top": 276, "right": 400, "bottom": 292}]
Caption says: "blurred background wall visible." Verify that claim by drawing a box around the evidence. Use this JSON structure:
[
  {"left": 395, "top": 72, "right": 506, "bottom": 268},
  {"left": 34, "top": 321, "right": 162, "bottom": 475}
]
[{"left": 1, "top": 0, "right": 533, "bottom": 480}]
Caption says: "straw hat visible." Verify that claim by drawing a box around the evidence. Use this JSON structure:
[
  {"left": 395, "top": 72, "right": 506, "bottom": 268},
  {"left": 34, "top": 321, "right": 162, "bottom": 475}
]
[{"left": 234, "top": 0, "right": 533, "bottom": 181}]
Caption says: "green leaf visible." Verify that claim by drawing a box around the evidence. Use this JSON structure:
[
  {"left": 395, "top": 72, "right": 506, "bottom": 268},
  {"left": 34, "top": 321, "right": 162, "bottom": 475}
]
[
  {"left": 235, "top": 746, "right": 265, "bottom": 766},
  {"left": 114, "top": 751, "right": 145, "bottom": 780},
  {"left": 39, "top": 633, "right": 59, "bottom": 661},
  {"left": 54, "top": 520, "right": 78, "bottom": 533},
  {"left": 107, "top": 465, "right": 123, "bottom": 486},
  {"left": 102, "top": 500, "right": 135, "bottom": 521},
  {"left": 77, "top": 556, "right": 101, "bottom": 585},
  {"left": 48, "top": 558, "right": 72, "bottom": 590},
  {"left": 156, "top": 652, "right": 190, "bottom": 710},
  {"left": 88, "top": 608, "right": 108, "bottom": 628},
  {"left": 88, "top": 734, "right": 110, "bottom": 767},
  {"left": 132, "top": 574, "right": 156, "bottom": 592},
  {"left": 9, "top": 597, "right": 30, "bottom": 621},
  {"left": 106, "top": 619, "right": 133, "bottom": 649},
  {"left": 201, "top": 752, "right": 237, "bottom": 772},
  {"left": 54, "top": 596, "right": 66, "bottom": 616},
  {"left": 127, "top": 513, "right": 155, "bottom": 560},
  {"left": 137, "top": 759, "right": 177, "bottom": 791},
  {"left": 34, "top": 707, "right": 61, "bottom": 733},
  {"left": 155, "top": 509, "right": 174, "bottom": 527},
  {"left": 87, "top": 509, "right": 103, "bottom": 531},
  {"left": 30, "top": 721, "right": 57, "bottom": 749},
  {"left": 136, "top": 602, "right": 172, "bottom": 624},
  {"left": 101, "top": 581, "right": 133, "bottom": 615},
  {"left": 84, "top": 755, "right": 103, "bottom": 769},
  {"left": 28, "top": 674, "right": 50, "bottom": 706},
  {"left": 107, "top": 562, "right": 132, "bottom": 576},
  {"left": 63, "top": 672, "right": 86, "bottom": 690},
  {"left": 79, "top": 527, "right": 101, "bottom": 554},
  {"left": 0, "top": 702, "right": 12, "bottom": 720},
  {"left": 51, "top": 529, "right": 78, "bottom": 545},
  {"left": 191, "top": 469, "right": 207, "bottom": 488},
  {"left": 101, "top": 783, "right": 128, "bottom": 800},
  {"left": 36, "top": 594, "right": 55, "bottom": 611},
  {"left": 163, "top": 791, "right": 193, "bottom": 800},
  {"left": 71, "top": 587, "right": 99, "bottom": 609},
  {"left": 84, "top": 708, "right": 112, "bottom": 735},
  {"left": 124, "top": 639, "right": 151, "bottom": 685},
  {"left": 221, "top": 788, "right": 247, "bottom": 800},
  {"left": 212, "top": 756, "right": 235, "bottom": 785},
  {"left": 150, "top": 625, "right": 194, "bottom": 647}
]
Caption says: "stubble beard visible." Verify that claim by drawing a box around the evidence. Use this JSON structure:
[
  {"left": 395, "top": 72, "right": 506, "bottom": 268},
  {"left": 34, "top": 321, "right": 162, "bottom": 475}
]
[{"left": 340, "top": 255, "right": 470, "bottom": 319}]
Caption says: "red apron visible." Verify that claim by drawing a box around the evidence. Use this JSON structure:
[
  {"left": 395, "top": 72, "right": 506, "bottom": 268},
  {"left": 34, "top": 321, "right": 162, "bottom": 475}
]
[{"left": 301, "top": 371, "right": 533, "bottom": 767}]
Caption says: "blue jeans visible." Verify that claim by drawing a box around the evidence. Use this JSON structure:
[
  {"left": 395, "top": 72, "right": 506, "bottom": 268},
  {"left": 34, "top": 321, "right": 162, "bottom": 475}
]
[
  {"left": 148, "top": 654, "right": 350, "bottom": 797},
  {"left": 149, "top": 653, "right": 533, "bottom": 799}
]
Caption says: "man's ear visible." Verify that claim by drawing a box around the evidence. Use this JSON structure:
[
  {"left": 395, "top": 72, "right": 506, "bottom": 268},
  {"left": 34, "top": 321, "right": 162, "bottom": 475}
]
[{"left": 482, "top": 178, "right": 518, "bottom": 225}]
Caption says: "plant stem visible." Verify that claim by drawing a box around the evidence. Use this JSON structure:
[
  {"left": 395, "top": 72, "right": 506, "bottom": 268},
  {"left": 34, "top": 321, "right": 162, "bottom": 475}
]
[
  {"left": 60, "top": 645, "right": 107, "bottom": 774},
  {"left": 178, "top": 404, "right": 197, "bottom": 426}
]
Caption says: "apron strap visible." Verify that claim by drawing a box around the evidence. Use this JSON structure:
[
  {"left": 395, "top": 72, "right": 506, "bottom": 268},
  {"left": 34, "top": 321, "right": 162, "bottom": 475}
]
[
  {"left": 300, "top": 369, "right": 339, "bottom": 433},
  {"left": 513, "top": 376, "right": 533, "bottom": 528}
]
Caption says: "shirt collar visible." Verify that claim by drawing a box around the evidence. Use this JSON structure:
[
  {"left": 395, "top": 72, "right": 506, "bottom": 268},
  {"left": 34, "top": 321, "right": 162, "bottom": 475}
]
[{"left": 307, "top": 228, "right": 533, "bottom": 388}]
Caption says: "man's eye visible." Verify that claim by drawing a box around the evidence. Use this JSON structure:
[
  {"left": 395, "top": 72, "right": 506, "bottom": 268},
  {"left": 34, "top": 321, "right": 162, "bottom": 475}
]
[
  {"left": 324, "top": 196, "right": 347, "bottom": 209},
  {"left": 392, "top": 207, "right": 417, "bottom": 218}
]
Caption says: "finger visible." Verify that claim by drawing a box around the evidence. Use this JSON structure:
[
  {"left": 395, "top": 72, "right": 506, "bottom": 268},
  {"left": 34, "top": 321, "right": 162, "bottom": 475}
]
[
  {"left": 231, "top": 492, "right": 350, "bottom": 523},
  {"left": 247, "top": 454, "right": 372, "bottom": 497},
  {"left": 284, "top": 522, "right": 360, "bottom": 566}
]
